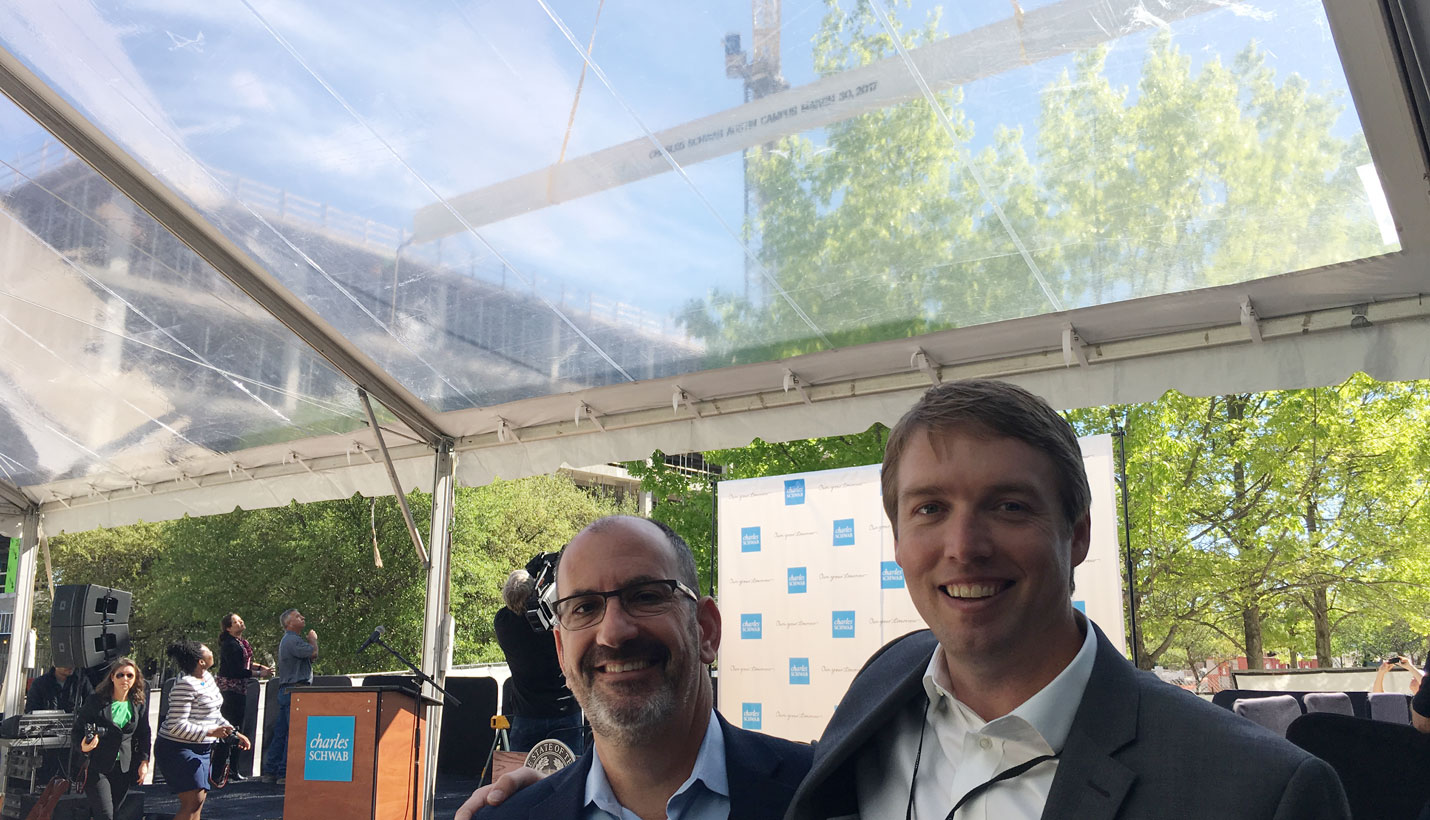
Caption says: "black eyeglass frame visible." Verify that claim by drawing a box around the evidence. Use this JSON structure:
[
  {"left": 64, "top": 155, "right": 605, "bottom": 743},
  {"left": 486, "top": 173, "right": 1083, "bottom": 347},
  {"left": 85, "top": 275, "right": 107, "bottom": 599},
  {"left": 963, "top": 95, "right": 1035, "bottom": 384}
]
[{"left": 551, "top": 579, "right": 698, "bottom": 630}]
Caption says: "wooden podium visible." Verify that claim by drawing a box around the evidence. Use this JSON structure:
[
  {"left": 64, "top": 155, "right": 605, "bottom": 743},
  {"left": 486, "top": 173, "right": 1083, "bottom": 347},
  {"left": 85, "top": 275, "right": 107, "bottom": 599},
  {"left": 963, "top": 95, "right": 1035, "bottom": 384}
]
[{"left": 283, "top": 685, "right": 432, "bottom": 820}]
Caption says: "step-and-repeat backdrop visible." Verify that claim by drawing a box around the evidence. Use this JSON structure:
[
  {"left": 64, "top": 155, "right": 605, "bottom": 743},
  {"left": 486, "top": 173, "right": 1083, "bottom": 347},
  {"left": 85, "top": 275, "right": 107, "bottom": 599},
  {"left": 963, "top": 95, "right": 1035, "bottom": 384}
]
[{"left": 716, "top": 434, "right": 1123, "bottom": 742}]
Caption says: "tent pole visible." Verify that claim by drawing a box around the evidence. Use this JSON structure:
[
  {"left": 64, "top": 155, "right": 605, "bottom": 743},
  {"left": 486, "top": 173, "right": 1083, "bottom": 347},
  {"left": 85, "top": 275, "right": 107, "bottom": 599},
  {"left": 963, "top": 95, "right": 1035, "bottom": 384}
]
[
  {"left": 419, "top": 441, "right": 456, "bottom": 820},
  {"left": 359, "top": 389, "right": 429, "bottom": 566},
  {"left": 2, "top": 511, "right": 40, "bottom": 719}
]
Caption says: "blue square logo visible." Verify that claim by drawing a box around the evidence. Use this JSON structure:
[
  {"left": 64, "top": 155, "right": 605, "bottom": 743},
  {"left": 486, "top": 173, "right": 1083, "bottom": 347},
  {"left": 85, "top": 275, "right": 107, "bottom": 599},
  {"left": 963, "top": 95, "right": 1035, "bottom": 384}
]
[
  {"left": 832, "top": 610, "right": 856, "bottom": 638},
  {"left": 787, "top": 567, "right": 807, "bottom": 594},
  {"left": 832, "top": 518, "right": 855, "bottom": 546},
  {"left": 741, "top": 702, "right": 762, "bottom": 730},
  {"left": 784, "top": 479, "right": 806, "bottom": 505},
  {"left": 789, "top": 658, "right": 810, "bottom": 685},
  {"left": 880, "top": 561, "right": 905, "bottom": 589},
  {"left": 740, "top": 613, "right": 762, "bottom": 639},
  {"left": 1072, "top": 600, "right": 1086, "bottom": 613},
  {"left": 741, "top": 526, "right": 761, "bottom": 553},
  {"left": 303, "top": 715, "right": 355, "bottom": 782}
]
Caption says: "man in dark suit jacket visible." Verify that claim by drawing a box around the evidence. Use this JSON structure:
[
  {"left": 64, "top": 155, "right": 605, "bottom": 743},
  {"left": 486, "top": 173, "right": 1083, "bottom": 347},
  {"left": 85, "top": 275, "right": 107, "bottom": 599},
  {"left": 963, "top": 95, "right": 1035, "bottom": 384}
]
[
  {"left": 785, "top": 379, "right": 1349, "bottom": 820},
  {"left": 787, "top": 625, "right": 1348, "bottom": 819},
  {"left": 456, "top": 516, "right": 811, "bottom": 820}
]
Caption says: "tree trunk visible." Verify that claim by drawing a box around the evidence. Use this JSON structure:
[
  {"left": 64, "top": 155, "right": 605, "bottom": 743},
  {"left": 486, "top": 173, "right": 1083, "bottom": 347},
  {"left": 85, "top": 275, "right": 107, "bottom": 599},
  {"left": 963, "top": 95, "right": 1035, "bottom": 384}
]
[
  {"left": 1302, "top": 494, "right": 1334, "bottom": 667},
  {"left": 1243, "top": 605, "right": 1264, "bottom": 669},
  {"left": 1311, "top": 585, "right": 1334, "bottom": 667}
]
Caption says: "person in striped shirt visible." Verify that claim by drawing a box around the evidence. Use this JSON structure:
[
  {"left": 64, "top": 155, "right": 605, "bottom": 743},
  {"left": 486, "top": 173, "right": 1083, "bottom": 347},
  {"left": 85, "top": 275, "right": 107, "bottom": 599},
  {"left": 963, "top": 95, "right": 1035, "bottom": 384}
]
[{"left": 154, "top": 640, "right": 251, "bottom": 820}]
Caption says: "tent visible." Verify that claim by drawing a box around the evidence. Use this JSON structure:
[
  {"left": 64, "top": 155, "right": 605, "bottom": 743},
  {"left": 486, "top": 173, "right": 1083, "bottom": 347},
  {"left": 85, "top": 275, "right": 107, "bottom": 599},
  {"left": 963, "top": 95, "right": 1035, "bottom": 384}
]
[{"left": 0, "top": 0, "right": 1426, "bottom": 814}]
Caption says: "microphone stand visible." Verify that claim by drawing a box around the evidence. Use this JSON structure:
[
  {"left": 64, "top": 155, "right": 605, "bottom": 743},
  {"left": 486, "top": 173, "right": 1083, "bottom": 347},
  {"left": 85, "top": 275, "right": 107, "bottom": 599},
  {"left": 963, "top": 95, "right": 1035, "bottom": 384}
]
[{"left": 366, "top": 635, "right": 462, "bottom": 708}]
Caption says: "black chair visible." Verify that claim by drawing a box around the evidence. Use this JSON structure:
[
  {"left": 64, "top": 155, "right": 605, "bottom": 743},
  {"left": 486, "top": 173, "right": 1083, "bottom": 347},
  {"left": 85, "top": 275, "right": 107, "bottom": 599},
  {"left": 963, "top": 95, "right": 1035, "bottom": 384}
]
[{"left": 1287, "top": 712, "right": 1430, "bottom": 820}]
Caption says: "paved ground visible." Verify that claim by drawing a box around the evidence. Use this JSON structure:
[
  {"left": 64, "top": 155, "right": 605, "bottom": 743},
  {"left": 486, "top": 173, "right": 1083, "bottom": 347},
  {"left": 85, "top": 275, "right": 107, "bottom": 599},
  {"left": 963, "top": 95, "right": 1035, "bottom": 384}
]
[{"left": 130, "top": 774, "right": 483, "bottom": 819}]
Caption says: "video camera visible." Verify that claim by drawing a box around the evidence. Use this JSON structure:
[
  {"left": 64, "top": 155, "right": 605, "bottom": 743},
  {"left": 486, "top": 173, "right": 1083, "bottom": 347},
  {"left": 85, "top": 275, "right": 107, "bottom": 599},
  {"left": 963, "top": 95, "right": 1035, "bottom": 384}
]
[{"left": 523, "top": 552, "right": 560, "bottom": 632}]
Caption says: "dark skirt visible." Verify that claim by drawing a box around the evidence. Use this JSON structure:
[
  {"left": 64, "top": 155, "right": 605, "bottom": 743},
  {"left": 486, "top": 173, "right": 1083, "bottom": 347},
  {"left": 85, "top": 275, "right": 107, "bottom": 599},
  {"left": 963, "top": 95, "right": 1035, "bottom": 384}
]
[{"left": 154, "top": 736, "right": 213, "bottom": 794}]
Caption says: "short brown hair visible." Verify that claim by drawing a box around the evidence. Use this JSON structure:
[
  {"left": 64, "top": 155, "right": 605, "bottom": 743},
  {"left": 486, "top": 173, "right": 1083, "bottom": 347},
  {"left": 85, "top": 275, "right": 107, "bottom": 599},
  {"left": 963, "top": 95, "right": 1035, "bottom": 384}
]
[{"left": 881, "top": 379, "right": 1090, "bottom": 534}]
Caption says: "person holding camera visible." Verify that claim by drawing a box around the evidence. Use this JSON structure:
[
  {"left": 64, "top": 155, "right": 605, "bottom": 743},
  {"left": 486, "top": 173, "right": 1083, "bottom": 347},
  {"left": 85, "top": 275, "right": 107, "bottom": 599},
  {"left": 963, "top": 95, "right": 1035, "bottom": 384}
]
[
  {"left": 70, "top": 658, "right": 151, "bottom": 820},
  {"left": 1372, "top": 655, "right": 1423, "bottom": 695},
  {"left": 154, "top": 641, "right": 250, "bottom": 820},
  {"left": 494, "top": 564, "right": 583, "bottom": 754}
]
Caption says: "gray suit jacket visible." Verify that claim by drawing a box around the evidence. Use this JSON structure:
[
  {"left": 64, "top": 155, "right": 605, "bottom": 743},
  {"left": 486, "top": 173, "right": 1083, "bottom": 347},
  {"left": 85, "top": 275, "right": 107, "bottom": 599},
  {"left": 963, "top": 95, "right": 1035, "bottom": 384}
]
[{"left": 785, "top": 625, "right": 1350, "bottom": 820}]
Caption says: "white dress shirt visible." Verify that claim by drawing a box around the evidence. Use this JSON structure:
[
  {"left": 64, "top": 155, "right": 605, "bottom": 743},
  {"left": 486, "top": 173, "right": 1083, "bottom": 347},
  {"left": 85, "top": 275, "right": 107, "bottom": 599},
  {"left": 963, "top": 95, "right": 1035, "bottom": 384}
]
[{"left": 855, "top": 623, "right": 1097, "bottom": 820}]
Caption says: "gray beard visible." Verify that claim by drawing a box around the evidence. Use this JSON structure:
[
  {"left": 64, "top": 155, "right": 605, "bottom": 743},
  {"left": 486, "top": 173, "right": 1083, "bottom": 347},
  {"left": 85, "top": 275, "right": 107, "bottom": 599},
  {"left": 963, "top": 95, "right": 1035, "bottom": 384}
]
[{"left": 582, "top": 675, "right": 677, "bottom": 747}]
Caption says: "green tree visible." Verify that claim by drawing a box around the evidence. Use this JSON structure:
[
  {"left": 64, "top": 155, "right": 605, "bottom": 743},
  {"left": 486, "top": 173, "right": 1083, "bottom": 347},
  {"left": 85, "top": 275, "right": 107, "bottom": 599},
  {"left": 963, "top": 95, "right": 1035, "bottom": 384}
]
[
  {"left": 45, "top": 473, "right": 632, "bottom": 673},
  {"left": 626, "top": 427, "right": 887, "bottom": 595},
  {"left": 682, "top": 6, "right": 1383, "bottom": 365}
]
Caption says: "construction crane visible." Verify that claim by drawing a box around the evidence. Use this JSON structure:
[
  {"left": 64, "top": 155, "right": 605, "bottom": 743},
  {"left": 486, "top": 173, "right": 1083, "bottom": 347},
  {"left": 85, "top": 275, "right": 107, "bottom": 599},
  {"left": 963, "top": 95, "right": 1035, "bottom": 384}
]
[{"left": 725, "top": 0, "right": 789, "bottom": 302}]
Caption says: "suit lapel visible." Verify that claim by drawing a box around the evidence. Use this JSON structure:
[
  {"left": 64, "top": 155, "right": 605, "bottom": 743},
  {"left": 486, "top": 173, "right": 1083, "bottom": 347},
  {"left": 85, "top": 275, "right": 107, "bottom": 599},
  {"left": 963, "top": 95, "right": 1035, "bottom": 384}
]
[
  {"left": 725, "top": 717, "right": 794, "bottom": 820},
  {"left": 528, "top": 751, "right": 595, "bottom": 820},
  {"left": 789, "top": 632, "right": 934, "bottom": 820},
  {"left": 1039, "top": 625, "right": 1138, "bottom": 820},
  {"left": 811, "top": 633, "right": 931, "bottom": 779}
]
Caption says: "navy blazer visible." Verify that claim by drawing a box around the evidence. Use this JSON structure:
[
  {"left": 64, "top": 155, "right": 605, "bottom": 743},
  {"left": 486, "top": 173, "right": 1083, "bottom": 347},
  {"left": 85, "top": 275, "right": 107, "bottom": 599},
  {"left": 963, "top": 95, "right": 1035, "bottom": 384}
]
[
  {"left": 785, "top": 623, "right": 1351, "bottom": 820},
  {"left": 475, "top": 712, "right": 812, "bottom": 819},
  {"left": 70, "top": 692, "right": 151, "bottom": 777}
]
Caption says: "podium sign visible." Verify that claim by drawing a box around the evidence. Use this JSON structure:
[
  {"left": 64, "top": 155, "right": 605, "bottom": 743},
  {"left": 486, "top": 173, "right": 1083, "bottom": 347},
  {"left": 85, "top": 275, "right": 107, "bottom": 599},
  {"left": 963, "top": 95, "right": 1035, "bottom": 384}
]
[{"left": 284, "top": 686, "right": 428, "bottom": 820}]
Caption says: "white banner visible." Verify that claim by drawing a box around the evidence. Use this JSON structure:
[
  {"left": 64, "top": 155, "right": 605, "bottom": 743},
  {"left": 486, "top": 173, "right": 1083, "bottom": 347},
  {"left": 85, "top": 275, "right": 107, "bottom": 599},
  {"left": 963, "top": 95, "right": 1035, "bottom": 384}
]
[{"left": 716, "top": 434, "right": 1123, "bottom": 741}]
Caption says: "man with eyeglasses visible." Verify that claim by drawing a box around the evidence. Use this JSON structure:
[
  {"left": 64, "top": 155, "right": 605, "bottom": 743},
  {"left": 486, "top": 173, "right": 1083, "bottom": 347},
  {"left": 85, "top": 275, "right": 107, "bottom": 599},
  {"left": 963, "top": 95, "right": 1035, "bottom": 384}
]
[{"left": 456, "top": 515, "right": 812, "bottom": 820}]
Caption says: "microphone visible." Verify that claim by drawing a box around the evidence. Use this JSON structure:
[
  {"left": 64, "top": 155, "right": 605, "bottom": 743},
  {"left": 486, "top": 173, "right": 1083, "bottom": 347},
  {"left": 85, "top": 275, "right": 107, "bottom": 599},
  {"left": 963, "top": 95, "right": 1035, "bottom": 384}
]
[{"left": 359, "top": 626, "right": 385, "bottom": 652}]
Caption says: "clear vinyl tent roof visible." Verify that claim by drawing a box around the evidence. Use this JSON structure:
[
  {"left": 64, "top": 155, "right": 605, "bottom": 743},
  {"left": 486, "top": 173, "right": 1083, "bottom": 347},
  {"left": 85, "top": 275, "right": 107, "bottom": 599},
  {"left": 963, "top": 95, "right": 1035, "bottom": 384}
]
[{"left": 0, "top": 0, "right": 1426, "bottom": 532}]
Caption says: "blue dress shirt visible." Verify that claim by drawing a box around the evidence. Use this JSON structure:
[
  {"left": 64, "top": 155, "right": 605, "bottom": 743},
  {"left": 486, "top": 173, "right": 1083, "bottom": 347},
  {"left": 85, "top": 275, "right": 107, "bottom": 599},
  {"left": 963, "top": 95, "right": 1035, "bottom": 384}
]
[{"left": 583, "top": 709, "right": 729, "bottom": 820}]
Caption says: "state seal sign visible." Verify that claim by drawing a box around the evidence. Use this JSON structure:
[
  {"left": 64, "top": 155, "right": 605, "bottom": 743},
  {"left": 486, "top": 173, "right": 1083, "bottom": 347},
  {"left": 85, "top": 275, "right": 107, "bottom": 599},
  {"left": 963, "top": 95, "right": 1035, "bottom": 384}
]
[{"left": 524, "top": 738, "right": 576, "bottom": 774}]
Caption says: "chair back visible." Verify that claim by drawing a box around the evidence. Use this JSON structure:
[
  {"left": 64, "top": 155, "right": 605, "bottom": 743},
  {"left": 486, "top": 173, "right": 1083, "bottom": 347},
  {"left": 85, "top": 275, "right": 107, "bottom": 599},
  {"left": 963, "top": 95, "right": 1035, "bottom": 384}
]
[
  {"left": 1368, "top": 692, "right": 1412, "bottom": 725},
  {"left": 1287, "top": 712, "right": 1430, "bottom": 819},
  {"left": 1304, "top": 691, "right": 1354, "bottom": 716},
  {"left": 1232, "top": 694, "right": 1303, "bottom": 736}
]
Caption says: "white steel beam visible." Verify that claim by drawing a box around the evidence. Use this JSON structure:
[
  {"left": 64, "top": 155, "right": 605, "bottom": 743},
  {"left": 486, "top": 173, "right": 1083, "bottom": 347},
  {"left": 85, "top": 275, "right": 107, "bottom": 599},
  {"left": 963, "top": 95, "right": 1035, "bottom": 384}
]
[
  {"left": 419, "top": 442, "right": 456, "bottom": 820},
  {"left": 1, "top": 511, "right": 39, "bottom": 720},
  {"left": 0, "top": 47, "right": 451, "bottom": 447}
]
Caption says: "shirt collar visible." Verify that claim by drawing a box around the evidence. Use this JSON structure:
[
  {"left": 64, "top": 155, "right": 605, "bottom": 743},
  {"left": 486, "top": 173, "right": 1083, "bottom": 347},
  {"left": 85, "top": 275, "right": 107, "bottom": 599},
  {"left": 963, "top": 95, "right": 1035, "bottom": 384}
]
[
  {"left": 584, "top": 709, "right": 728, "bottom": 816},
  {"left": 922, "top": 614, "right": 1099, "bottom": 752}
]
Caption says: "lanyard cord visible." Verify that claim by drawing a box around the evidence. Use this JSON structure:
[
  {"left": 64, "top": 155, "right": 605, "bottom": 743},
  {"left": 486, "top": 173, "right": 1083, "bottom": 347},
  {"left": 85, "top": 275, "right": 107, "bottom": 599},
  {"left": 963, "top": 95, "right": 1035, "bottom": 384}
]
[{"left": 904, "top": 701, "right": 1060, "bottom": 820}]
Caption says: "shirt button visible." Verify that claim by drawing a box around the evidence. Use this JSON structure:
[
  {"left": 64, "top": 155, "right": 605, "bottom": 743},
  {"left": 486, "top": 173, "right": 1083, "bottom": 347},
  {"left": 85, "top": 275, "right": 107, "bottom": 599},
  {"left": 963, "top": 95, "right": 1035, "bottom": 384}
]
[{"left": 978, "top": 737, "right": 992, "bottom": 750}]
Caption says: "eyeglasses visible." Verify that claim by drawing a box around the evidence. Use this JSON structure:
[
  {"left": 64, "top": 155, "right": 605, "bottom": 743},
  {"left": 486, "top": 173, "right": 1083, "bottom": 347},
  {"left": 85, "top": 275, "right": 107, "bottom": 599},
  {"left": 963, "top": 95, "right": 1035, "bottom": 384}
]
[
  {"left": 113, "top": 672, "right": 135, "bottom": 679},
  {"left": 552, "top": 579, "right": 697, "bottom": 630}
]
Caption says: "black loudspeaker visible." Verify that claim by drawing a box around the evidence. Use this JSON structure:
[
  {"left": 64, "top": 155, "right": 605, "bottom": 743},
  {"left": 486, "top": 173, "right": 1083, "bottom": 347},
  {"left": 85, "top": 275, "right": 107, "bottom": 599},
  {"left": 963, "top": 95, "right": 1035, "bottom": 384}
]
[
  {"left": 51, "top": 585, "right": 131, "bottom": 628},
  {"left": 437, "top": 677, "right": 498, "bottom": 775},
  {"left": 51, "top": 622, "right": 131, "bottom": 669}
]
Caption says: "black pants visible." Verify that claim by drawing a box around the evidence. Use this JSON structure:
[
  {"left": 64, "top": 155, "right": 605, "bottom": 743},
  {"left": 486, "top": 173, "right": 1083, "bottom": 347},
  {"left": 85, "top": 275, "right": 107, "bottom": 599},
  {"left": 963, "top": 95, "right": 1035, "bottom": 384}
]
[
  {"left": 211, "top": 689, "right": 248, "bottom": 779},
  {"left": 83, "top": 765, "right": 133, "bottom": 820}
]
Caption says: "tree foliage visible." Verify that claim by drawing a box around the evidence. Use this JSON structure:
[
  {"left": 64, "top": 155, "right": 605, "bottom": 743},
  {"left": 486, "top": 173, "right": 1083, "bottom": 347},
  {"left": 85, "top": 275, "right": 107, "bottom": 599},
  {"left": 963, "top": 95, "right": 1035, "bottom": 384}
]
[
  {"left": 679, "top": 3, "right": 1383, "bottom": 368},
  {"left": 44, "top": 474, "right": 630, "bottom": 675}
]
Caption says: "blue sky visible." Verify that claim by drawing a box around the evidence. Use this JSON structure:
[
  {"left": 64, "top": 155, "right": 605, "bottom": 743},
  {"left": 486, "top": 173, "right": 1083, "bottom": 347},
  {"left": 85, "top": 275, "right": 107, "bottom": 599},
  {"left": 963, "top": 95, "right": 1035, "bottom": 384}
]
[{"left": 0, "top": 0, "right": 1374, "bottom": 325}]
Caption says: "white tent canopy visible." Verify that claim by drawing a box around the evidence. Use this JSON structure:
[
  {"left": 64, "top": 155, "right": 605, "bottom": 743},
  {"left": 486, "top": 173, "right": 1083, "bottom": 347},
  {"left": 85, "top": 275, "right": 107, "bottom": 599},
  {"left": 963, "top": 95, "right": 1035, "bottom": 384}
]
[{"left": 0, "top": 0, "right": 1426, "bottom": 814}]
